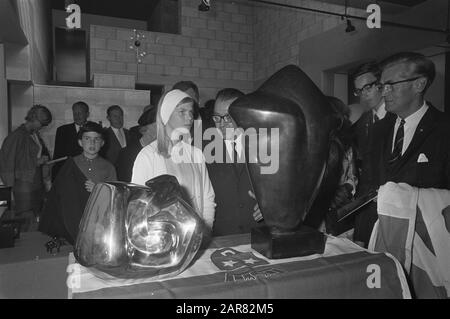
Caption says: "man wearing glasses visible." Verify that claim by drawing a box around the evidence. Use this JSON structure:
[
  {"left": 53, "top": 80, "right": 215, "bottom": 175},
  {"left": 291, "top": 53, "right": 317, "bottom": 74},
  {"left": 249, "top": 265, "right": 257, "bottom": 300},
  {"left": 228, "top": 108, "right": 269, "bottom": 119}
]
[
  {"left": 370, "top": 52, "right": 450, "bottom": 190},
  {"left": 351, "top": 62, "right": 392, "bottom": 247},
  {"left": 367, "top": 53, "right": 450, "bottom": 297},
  {"left": 0, "top": 105, "right": 52, "bottom": 231},
  {"left": 206, "top": 88, "right": 262, "bottom": 236}
]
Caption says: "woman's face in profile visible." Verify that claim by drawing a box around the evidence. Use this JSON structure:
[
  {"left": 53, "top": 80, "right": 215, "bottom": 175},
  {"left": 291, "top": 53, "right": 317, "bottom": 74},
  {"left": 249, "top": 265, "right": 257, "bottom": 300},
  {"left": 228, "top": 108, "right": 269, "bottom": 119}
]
[{"left": 167, "top": 102, "right": 194, "bottom": 133}]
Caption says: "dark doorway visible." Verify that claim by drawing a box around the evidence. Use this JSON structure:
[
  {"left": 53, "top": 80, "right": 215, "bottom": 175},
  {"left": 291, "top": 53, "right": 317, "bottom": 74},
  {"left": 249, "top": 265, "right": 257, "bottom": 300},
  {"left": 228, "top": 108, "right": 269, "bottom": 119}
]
[
  {"left": 135, "top": 84, "right": 164, "bottom": 107},
  {"left": 54, "top": 27, "right": 88, "bottom": 84}
]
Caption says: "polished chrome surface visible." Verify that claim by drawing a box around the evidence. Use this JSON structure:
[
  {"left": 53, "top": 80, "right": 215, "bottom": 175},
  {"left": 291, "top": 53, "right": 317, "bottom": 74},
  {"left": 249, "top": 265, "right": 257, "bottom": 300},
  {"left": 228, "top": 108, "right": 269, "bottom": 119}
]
[{"left": 74, "top": 175, "right": 204, "bottom": 279}]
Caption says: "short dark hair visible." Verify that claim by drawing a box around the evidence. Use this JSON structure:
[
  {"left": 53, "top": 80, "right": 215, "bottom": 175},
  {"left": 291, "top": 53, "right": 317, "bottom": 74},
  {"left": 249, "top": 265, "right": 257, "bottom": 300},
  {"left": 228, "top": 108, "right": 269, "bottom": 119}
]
[
  {"left": 215, "top": 88, "right": 244, "bottom": 104},
  {"left": 106, "top": 105, "right": 123, "bottom": 116},
  {"left": 380, "top": 52, "right": 436, "bottom": 92},
  {"left": 351, "top": 61, "right": 381, "bottom": 82},
  {"left": 72, "top": 101, "right": 89, "bottom": 113},
  {"left": 326, "top": 96, "right": 350, "bottom": 120},
  {"left": 172, "top": 81, "right": 199, "bottom": 102},
  {"left": 77, "top": 122, "right": 104, "bottom": 140},
  {"left": 25, "top": 104, "right": 52, "bottom": 126}
]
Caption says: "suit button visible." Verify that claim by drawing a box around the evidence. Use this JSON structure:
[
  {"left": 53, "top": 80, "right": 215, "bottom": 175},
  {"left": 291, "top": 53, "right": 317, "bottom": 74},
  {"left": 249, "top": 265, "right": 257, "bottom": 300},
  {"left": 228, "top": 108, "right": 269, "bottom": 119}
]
[{"left": 239, "top": 204, "right": 244, "bottom": 208}]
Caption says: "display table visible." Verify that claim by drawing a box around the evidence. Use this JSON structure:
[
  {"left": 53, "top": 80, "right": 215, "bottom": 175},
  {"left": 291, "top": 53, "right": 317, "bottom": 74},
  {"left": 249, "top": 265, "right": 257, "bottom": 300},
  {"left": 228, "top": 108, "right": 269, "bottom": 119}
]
[
  {"left": 0, "top": 232, "right": 72, "bottom": 298},
  {"left": 68, "top": 233, "right": 411, "bottom": 299},
  {"left": 0, "top": 232, "right": 411, "bottom": 299}
]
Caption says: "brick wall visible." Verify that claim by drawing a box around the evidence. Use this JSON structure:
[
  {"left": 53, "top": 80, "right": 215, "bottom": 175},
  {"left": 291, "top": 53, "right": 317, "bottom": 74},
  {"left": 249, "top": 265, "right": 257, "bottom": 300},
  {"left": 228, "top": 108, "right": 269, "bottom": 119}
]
[{"left": 90, "top": 0, "right": 255, "bottom": 105}]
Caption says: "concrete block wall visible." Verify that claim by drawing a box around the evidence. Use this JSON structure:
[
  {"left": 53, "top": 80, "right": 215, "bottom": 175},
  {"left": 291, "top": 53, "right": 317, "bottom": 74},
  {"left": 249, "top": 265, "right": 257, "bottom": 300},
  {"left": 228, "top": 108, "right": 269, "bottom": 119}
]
[
  {"left": 90, "top": 0, "right": 255, "bottom": 105},
  {"left": 19, "top": 85, "right": 150, "bottom": 156},
  {"left": 253, "top": 0, "right": 366, "bottom": 86}
]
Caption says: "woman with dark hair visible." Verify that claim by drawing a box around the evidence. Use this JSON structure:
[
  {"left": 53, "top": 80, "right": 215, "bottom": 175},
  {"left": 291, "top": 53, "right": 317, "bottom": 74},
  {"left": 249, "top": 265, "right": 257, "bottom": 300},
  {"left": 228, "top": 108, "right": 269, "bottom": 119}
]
[
  {"left": 39, "top": 122, "right": 116, "bottom": 244},
  {"left": 0, "top": 104, "right": 52, "bottom": 231},
  {"left": 323, "top": 96, "right": 358, "bottom": 236},
  {"left": 132, "top": 89, "right": 216, "bottom": 231}
]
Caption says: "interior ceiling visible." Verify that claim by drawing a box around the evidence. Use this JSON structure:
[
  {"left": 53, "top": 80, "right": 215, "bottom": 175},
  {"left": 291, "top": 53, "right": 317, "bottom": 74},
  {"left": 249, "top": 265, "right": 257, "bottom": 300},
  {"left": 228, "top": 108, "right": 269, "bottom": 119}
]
[
  {"left": 51, "top": 0, "right": 165, "bottom": 21},
  {"left": 313, "top": 0, "right": 428, "bottom": 14},
  {"left": 52, "top": 0, "right": 429, "bottom": 21}
]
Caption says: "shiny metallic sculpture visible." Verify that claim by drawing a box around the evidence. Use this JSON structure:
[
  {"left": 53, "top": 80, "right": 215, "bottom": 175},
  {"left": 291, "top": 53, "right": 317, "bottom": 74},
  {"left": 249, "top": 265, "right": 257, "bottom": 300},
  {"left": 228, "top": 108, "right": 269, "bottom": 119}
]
[
  {"left": 229, "top": 65, "right": 339, "bottom": 258},
  {"left": 74, "top": 175, "right": 204, "bottom": 279}
]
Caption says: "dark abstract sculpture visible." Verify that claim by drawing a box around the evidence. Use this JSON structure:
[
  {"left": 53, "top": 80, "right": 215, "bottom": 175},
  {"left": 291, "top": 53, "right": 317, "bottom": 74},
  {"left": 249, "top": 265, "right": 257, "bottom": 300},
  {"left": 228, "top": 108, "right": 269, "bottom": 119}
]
[
  {"left": 74, "top": 175, "right": 204, "bottom": 279},
  {"left": 229, "top": 65, "right": 340, "bottom": 258}
]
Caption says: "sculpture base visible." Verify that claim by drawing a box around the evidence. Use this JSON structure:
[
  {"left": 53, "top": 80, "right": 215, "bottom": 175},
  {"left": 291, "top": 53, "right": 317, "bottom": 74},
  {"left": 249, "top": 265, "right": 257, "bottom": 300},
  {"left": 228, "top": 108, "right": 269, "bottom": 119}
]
[{"left": 251, "top": 225, "right": 326, "bottom": 259}]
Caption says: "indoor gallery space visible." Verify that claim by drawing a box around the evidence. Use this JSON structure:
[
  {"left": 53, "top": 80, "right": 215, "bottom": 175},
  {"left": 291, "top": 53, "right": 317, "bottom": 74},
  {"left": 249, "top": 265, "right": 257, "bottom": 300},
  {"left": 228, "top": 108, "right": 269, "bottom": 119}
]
[{"left": 0, "top": 0, "right": 449, "bottom": 301}]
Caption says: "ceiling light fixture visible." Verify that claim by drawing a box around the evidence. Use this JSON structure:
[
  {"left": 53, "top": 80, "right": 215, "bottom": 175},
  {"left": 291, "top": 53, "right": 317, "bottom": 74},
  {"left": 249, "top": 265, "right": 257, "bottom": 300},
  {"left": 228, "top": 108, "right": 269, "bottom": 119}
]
[
  {"left": 344, "top": 0, "right": 356, "bottom": 34},
  {"left": 198, "top": 0, "right": 211, "bottom": 12}
]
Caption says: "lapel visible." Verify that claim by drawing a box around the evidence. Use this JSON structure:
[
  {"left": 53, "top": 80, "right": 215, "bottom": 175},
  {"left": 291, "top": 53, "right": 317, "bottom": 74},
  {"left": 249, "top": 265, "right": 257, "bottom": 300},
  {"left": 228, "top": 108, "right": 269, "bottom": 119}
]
[
  {"left": 221, "top": 140, "right": 246, "bottom": 178},
  {"left": 379, "top": 113, "right": 396, "bottom": 174},
  {"left": 387, "top": 106, "right": 438, "bottom": 174},
  {"left": 108, "top": 127, "right": 121, "bottom": 148},
  {"left": 71, "top": 123, "right": 77, "bottom": 137}
]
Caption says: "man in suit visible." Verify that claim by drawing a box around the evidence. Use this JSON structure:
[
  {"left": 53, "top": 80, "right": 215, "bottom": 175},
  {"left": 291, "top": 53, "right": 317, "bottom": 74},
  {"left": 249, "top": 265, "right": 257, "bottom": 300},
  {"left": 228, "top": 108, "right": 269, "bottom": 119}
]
[
  {"left": 52, "top": 101, "right": 95, "bottom": 181},
  {"left": 101, "top": 105, "right": 130, "bottom": 166},
  {"left": 206, "top": 88, "right": 262, "bottom": 236},
  {"left": 370, "top": 52, "right": 450, "bottom": 190},
  {"left": 351, "top": 62, "right": 392, "bottom": 246},
  {"left": 116, "top": 106, "right": 157, "bottom": 182}
]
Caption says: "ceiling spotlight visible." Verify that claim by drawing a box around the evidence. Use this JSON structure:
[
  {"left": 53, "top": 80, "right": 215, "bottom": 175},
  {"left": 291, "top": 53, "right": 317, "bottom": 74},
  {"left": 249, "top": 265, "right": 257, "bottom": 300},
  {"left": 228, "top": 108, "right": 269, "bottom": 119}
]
[
  {"left": 198, "top": 0, "right": 210, "bottom": 12},
  {"left": 345, "top": 19, "right": 356, "bottom": 33}
]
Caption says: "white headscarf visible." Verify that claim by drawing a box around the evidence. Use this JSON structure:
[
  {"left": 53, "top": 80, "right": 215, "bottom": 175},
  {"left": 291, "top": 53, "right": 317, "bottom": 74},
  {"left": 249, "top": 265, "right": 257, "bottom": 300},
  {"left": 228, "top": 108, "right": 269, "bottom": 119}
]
[{"left": 160, "top": 89, "right": 192, "bottom": 125}]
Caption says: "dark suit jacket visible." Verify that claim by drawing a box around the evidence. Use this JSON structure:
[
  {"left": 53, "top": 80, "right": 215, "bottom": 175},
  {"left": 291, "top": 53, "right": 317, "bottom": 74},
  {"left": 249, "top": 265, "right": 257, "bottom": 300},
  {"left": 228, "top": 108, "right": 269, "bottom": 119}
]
[
  {"left": 115, "top": 139, "right": 143, "bottom": 182},
  {"left": 206, "top": 140, "right": 260, "bottom": 236},
  {"left": 52, "top": 121, "right": 96, "bottom": 181},
  {"left": 370, "top": 105, "right": 450, "bottom": 190},
  {"left": 40, "top": 158, "right": 90, "bottom": 245},
  {"left": 101, "top": 127, "right": 130, "bottom": 167},
  {"left": 353, "top": 111, "right": 397, "bottom": 196}
]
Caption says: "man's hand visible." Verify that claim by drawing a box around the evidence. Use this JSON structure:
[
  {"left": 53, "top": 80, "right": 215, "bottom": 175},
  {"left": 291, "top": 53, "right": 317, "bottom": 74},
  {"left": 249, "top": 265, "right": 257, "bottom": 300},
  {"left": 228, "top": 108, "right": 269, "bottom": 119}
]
[
  {"left": 248, "top": 190, "right": 263, "bottom": 222},
  {"left": 37, "top": 155, "right": 49, "bottom": 166},
  {"left": 330, "top": 183, "right": 353, "bottom": 210},
  {"left": 85, "top": 180, "right": 95, "bottom": 193}
]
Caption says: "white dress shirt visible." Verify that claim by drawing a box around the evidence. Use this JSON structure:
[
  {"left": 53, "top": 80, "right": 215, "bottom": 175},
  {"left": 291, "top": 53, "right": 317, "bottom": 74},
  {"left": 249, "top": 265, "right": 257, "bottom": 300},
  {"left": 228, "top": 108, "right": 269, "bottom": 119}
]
[
  {"left": 392, "top": 101, "right": 428, "bottom": 155},
  {"left": 224, "top": 133, "right": 243, "bottom": 162},
  {"left": 373, "top": 102, "right": 387, "bottom": 121},
  {"left": 111, "top": 127, "right": 127, "bottom": 148}
]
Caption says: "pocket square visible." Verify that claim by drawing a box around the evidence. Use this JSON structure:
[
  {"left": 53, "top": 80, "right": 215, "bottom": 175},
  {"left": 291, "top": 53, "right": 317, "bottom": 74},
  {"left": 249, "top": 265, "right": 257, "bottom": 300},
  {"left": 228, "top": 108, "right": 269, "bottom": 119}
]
[{"left": 417, "top": 153, "right": 428, "bottom": 163}]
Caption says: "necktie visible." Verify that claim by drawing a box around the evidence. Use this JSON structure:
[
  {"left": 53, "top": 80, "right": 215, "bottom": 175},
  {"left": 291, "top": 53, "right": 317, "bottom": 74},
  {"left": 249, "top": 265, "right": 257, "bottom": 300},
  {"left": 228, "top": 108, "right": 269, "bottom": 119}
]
[
  {"left": 373, "top": 113, "right": 379, "bottom": 123},
  {"left": 389, "top": 119, "right": 405, "bottom": 163},
  {"left": 232, "top": 142, "right": 239, "bottom": 163},
  {"left": 118, "top": 129, "right": 126, "bottom": 148}
]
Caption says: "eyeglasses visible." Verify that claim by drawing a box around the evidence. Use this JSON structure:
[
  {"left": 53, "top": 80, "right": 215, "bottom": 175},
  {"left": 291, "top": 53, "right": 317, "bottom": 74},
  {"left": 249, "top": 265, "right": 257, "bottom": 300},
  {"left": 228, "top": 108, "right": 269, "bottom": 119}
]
[
  {"left": 353, "top": 80, "right": 379, "bottom": 97},
  {"left": 212, "top": 114, "right": 233, "bottom": 123},
  {"left": 377, "top": 76, "right": 422, "bottom": 93}
]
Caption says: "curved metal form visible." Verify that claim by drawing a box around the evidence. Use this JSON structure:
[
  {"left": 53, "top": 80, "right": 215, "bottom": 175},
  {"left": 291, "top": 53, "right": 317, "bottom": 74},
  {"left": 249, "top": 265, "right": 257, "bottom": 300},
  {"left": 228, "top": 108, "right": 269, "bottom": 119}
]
[
  {"left": 74, "top": 175, "right": 204, "bottom": 279},
  {"left": 229, "top": 65, "right": 336, "bottom": 233}
]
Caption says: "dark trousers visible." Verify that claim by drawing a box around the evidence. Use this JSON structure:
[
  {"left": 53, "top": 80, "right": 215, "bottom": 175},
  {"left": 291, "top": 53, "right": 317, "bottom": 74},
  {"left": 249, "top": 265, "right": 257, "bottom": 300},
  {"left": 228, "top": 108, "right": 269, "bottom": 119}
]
[{"left": 353, "top": 201, "right": 378, "bottom": 247}]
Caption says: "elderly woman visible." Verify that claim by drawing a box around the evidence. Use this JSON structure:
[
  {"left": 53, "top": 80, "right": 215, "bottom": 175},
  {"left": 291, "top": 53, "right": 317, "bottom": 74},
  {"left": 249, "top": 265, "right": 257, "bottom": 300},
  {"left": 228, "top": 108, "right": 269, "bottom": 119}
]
[
  {"left": 132, "top": 89, "right": 216, "bottom": 230},
  {"left": 0, "top": 104, "right": 52, "bottom": 231}
]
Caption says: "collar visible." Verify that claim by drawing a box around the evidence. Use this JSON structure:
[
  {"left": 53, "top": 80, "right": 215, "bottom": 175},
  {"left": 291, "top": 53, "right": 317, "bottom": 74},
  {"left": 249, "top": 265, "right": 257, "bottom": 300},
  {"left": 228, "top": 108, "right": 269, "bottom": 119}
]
[
  {"left": 373, "top": 101, "right": 387, "bottom": 120},
  {"left": 111, "top": 127, "right": 122, "bottom": 134},
  {"left": 396, "top": 101, "right": 428, "bottom": 126}
]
